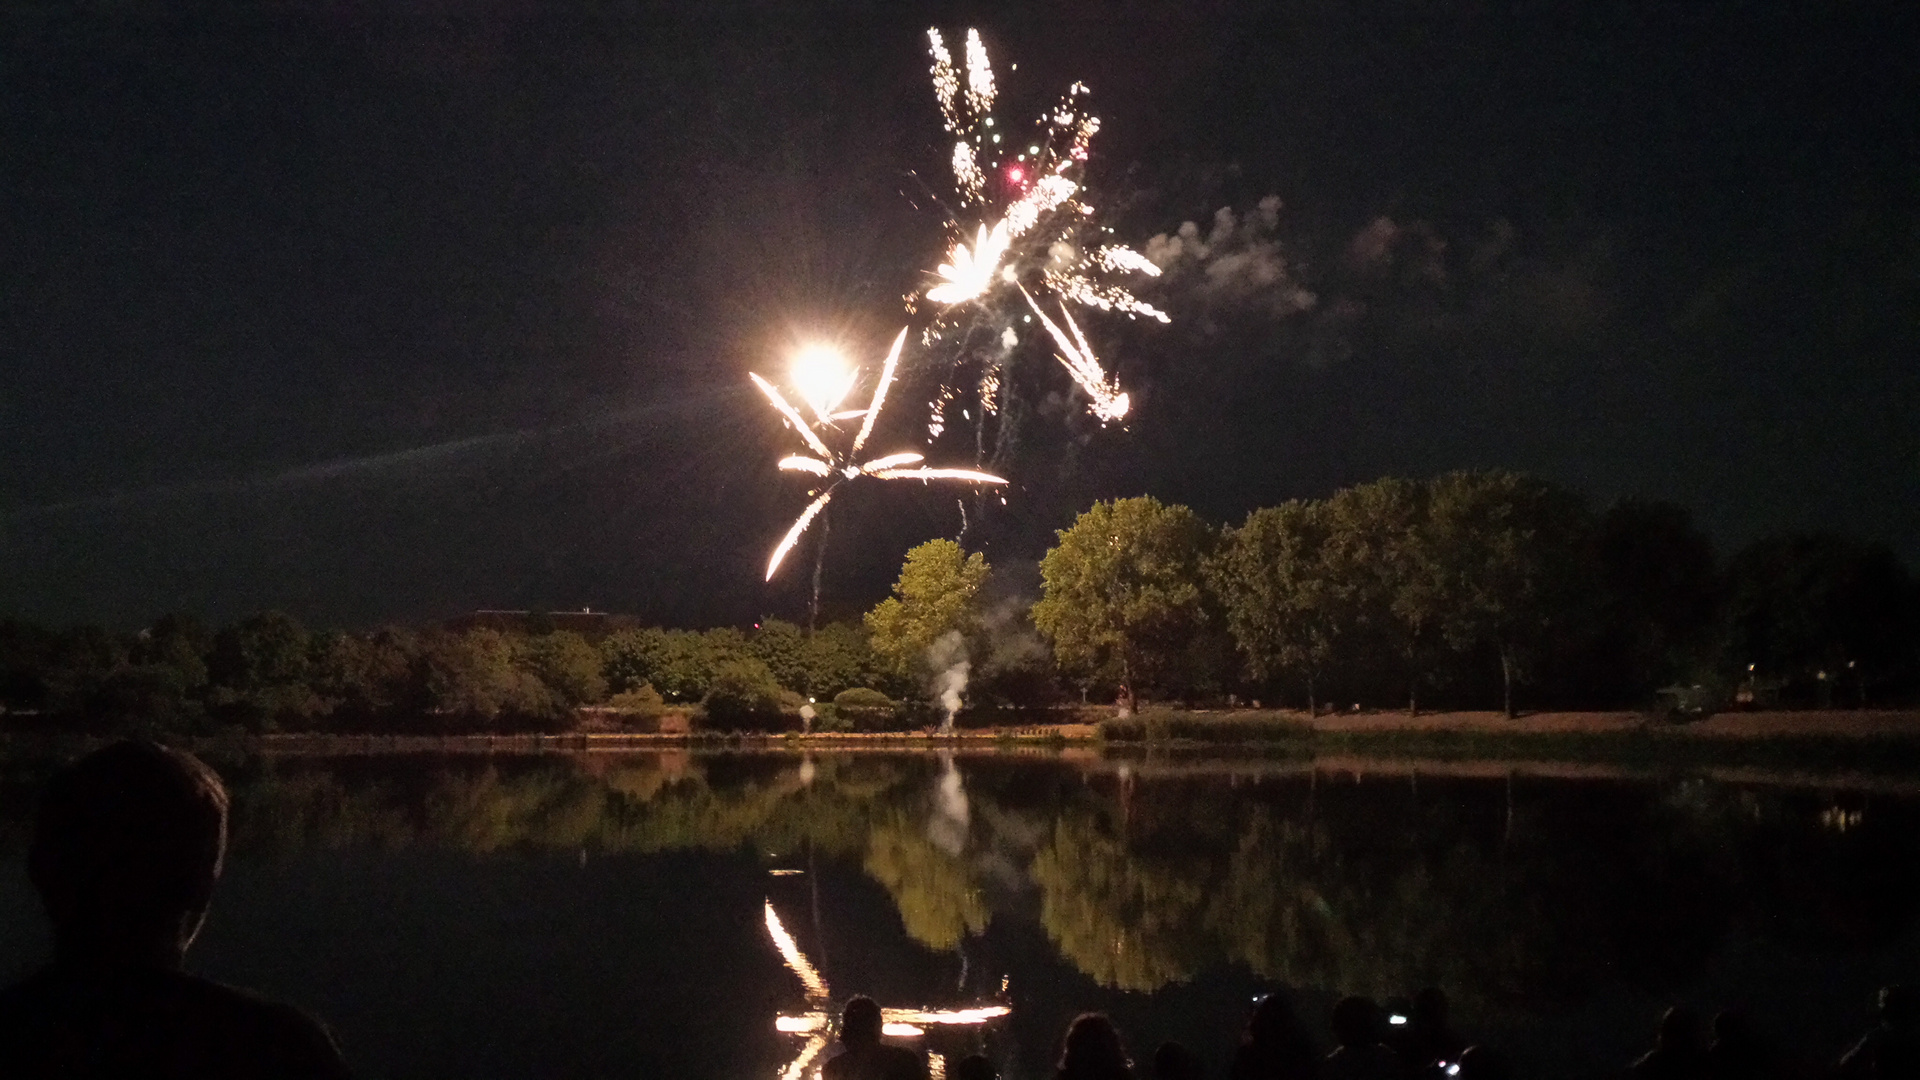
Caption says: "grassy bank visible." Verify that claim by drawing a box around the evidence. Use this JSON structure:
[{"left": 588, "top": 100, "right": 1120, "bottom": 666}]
[{"left": 1099, "top": 707, "right": 1920, "bottom": 773}]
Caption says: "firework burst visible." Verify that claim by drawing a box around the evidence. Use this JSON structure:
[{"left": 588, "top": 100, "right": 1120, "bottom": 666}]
[
  {"left": 916, "top": 28, "right": 1167, "bottom": 433},
  {"left": 756, "top": 328, "right": 1007, "bottom": 581}
]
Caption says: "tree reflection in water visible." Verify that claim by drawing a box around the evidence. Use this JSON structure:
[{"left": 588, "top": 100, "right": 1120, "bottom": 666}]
[{"left": 7, "top": 749, "right": 1916, "bottom": 1025}]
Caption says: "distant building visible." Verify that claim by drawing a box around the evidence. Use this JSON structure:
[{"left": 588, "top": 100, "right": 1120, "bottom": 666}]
[{"left": 443, "top": 609, "right": 643, "bottom": 641}]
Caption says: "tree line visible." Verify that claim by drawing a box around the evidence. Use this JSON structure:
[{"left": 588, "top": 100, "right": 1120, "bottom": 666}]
[
  {"left": 1, "top": 470, "right": 1915, "bottom": 734},
  {"left": 0, "top": 612, "right": 902, "bottom": 735},
  {"left": 1033, "top": 472, "right": 1920, "bottom": 715}
]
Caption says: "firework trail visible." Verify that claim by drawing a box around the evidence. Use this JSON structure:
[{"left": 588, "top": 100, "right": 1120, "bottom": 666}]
[
  {"left": 756, "top": 329, "right": 1007, "bottom": 580},
  {"left": 915, "top": 27, "right": 1167, "bottom": 439},
  {"left": 1019, "top": 285, "right": 1129, "bottom": 423}
]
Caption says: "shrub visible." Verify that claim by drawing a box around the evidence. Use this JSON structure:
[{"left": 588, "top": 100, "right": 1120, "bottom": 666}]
[
  {"left": 832, "top": 687, "right": 898, "bottom": 731},
  {"left": 608, "top": 684, "right": 666, "bottom": 718},
  {"left": 702, "top": 658, "right": 789, "bottom": 732}
]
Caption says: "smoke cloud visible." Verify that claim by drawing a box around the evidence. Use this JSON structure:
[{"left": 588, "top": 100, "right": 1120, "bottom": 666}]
[
  {"left": 1143, "top": 195, "right": 1318, "bottom": 328},
  {"left": 926, "top": 629, "right": 970, "bottom": 733}
]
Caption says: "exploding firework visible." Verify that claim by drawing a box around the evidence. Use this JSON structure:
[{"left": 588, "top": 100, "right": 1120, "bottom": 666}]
[
  {"left": 755, "top": 328, "right": 1007, "bottom": 581},
  {"left": 916, "top": 27, "right": 1167, "bottom": 434}
]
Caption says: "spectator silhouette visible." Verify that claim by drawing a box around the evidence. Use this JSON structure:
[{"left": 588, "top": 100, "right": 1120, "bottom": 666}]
[
  {"left": 0, "top": 741, "right": 350, "bottom": 1079},
  {"left": 1705, "top": 1010, "right": 1774, "bottom": 1080},
  {"left": 1631, "top": 1006, "right": 1709, "bottom": 1080},
  {"left": 824, "top": 996, "right": 927, "bottom": 1080},
  {"left": 1839, "top": 986, "right": 1920, "bottom": 1080},
  {"left": 1396, "top": 988, "right": 1467, "bottom": 1073},
  {"left": 1324, "top": 997, "right": 1402, "bottom": 1080},
  {"left": 1456, "top": 1045, "right": 1510, "bottom": 1080},
  {"left": 1057, "top": 1013, "right": 1134, "bottom": 1080},
  {"left": 954, "top": 1053, "right": 999, "bottom": 1080},
  {"left": 1232, "top": 990, "right": 1320, "bottom": 1080},
  {"left": 1154, "top": 1040, "right": 1204, "bottom": 1080}
]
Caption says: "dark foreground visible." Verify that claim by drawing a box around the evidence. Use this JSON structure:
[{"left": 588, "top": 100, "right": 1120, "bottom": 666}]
[{"left": 1, "top": 747, "right": 1917, "bottom": 1079}]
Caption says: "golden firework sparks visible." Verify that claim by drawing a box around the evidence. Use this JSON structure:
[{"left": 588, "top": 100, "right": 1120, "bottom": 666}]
[{"left": 755, "top": 329, "right": 1007, "bottom": 581}]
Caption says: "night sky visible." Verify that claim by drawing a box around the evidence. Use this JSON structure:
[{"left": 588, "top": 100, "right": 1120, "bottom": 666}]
[{"left": 2, "top": 1, "right": 1915, "bottom": 630}]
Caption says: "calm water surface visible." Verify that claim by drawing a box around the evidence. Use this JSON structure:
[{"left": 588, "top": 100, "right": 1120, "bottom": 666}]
[{"left": 2, "top": 749, "right": 1918, "bottom": 1079}]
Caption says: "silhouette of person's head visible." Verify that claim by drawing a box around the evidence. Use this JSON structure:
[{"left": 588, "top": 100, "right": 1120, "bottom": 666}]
[
  {"left": 1413, "top": 988, "right": 1449, "bottom": 1030},
  {"left": 840, "top": 996, "right": 884, "bottom": 1048},
  {"left": 1881, "top": 986, "right": 1918, "bottom": 1031},
  {"left": 1656, "top": 1006, "right": 1703, "bottom": 1054},
  {"left": 1059, "top": 1013, "right": 1130, "bottom": 1079},
  {"left": 1458, "top": 1045, "right": 1510, "bottom": 1080},
  {"left": 1248, "top": 990, "right": 1307, "bottom": 1047},
  {"left": 27, "top": 741, "right": 229, "bottom": 969},
  {"left": 1331, "top": 996, "right": 1381, "bottom": 1051},
  {"left": 1712, "top": 1010, "right": 1756, "bottom": 1051},
  {"left": 954, "top": 1053, "right": 999, "bottom": 1080},
  {"left": 1152, "top": 1040, "right": 1201, "bottom": 1080}
]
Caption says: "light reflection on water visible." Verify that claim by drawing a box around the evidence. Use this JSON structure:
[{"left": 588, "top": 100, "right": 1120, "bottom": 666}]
[{"left": 0, "top": 748, "right": 1917, "bottom": 1079}]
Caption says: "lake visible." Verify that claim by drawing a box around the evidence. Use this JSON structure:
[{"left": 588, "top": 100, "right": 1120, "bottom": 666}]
[{"left": 2, "top": 747, "right": 1917, "bottom": 1079}]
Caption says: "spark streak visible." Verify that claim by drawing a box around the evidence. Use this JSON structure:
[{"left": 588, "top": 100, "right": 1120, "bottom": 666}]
[
  {"left": 765, "top": 901, "right": 828, "bottom": 1000},
  {"left": 766, "top": 491, "right": 833, "bottom": 583},
  {"left": 1021, "top": 286, "right": 1129, "bottom": 423},
  {"left": 751, "top": 374, "right": 833, "bottom": 460},
  {"left": 926, "top": 221, "right": 1011, "bottom": 305},
  {"left": 756, "top": 330, "right": 1008, "bottom": 581}
]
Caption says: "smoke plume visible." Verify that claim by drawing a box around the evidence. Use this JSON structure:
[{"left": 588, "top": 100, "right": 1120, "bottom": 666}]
[{"left": 926, "top": 629, "right": 971, "bottom": 733}]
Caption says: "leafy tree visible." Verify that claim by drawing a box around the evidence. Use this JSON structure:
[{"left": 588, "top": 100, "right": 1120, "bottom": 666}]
[
  {"left": 210, "top": 611, "right": 311, "bottom": 692},
  {"left": 1209, "top": 500, "right": 1344, "bottom": 714},
  {"left": 0, "top": 620, "right": 59, "bottom": 712},
  {"left": 1426, "top": 471, "right": 1594, "bottom": 717},
  {"left": 801, "top": 622, "right": 887, "bottom": 700},
  {"left": 521, "top": 631, "right": 608, "bottom": 707},
  {"left": 599, "top": 628, "right": 661, "bottom": 695},
  {"left": 1724, "top": 534, "right": 1920, "bottom": 704},
  {"left": 701, "top": 656, "right": 787, "bottom": 731},
  {"left": 1032, "top": 497, "right": 1214, "bottom": 709},
  {"left": 1322, "top": 478, "right": 1439, "bottom": 714},
  {"left": 424, "top": 629, "right": 554, "bottom": 730},
  {"left": 311, "top": 627, "right": 429, "bottom": 724},
  {"left": 131, "top": 613, "right": 211, "bottom": 694},
  {"left": 748, "top": 619, "right": 811, "bottom": 693},
  {"left": 864, "top": 540, "right": 991, "bottom": 678},
  {"left": 598, "top": 627, "right": 746, "bottom": 702},
  {"left": 206, "top": 612, "right": 322, "bottom": 728},
  {"left": 42, "top": 625, "right": 128, "bottom": 716},
  {"left": 1596, "top": 499, "right": 1720, "bottom": 694}
]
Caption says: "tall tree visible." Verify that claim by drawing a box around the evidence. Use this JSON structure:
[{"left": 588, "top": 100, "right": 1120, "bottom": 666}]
[
  {"left": 1724, "top": 534, "right": 1920, "bottom": 704},
  {"left": 1322, "top": 478, "right": 1438, "bottom": 715},
  {"left": 1031, "top": 497, "right": 1214, "bottom": 711},
  {"left": 1209, "top": 500, "right": 1344, "bottom": 714},
  {"left": 1596, "top": 499, "right": 1720, "bottom": 695},
  {"left": 864, "top": 539, "right": 990, "bottom": 679},
  {"left": 1426, "top": 471, "right": 1594, "bottom": 717}
]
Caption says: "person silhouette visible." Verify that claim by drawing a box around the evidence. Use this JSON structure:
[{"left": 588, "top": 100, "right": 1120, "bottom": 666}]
[
  {"left": 1057, "top": 1013, "right": 1134, "bottom": 1080},
  {"left": 0, "top": 741, "right": 350, "bottom": 1078},
  {"left": 1631, "top": 1006, "right": 1709, "bottom": 1080},
  {"left": 824, "top": 996, "right": 927, "bottom": 1080},
  {"left": 1706, "top": 1010, "right": 1774, "bottom": 1080},
  {"left": 953, "top": 1053, "right": 1000, "bottom": 1080},
  {"left": 1323, "top": 997, "right": 1401, "bottom": 1080},
  {"left": 1153, "top": 1040, "right": 1204, "bottom": 1080},
  {"left": 1399, "top": 988, "right": 1467, "bottom": 1072},
  {"left": 1232, "top": 990, "right": 1320, "bottom": 1080},
  {"left": 1839, "top": 986, "right": 1920, "bottom": 1080}
]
